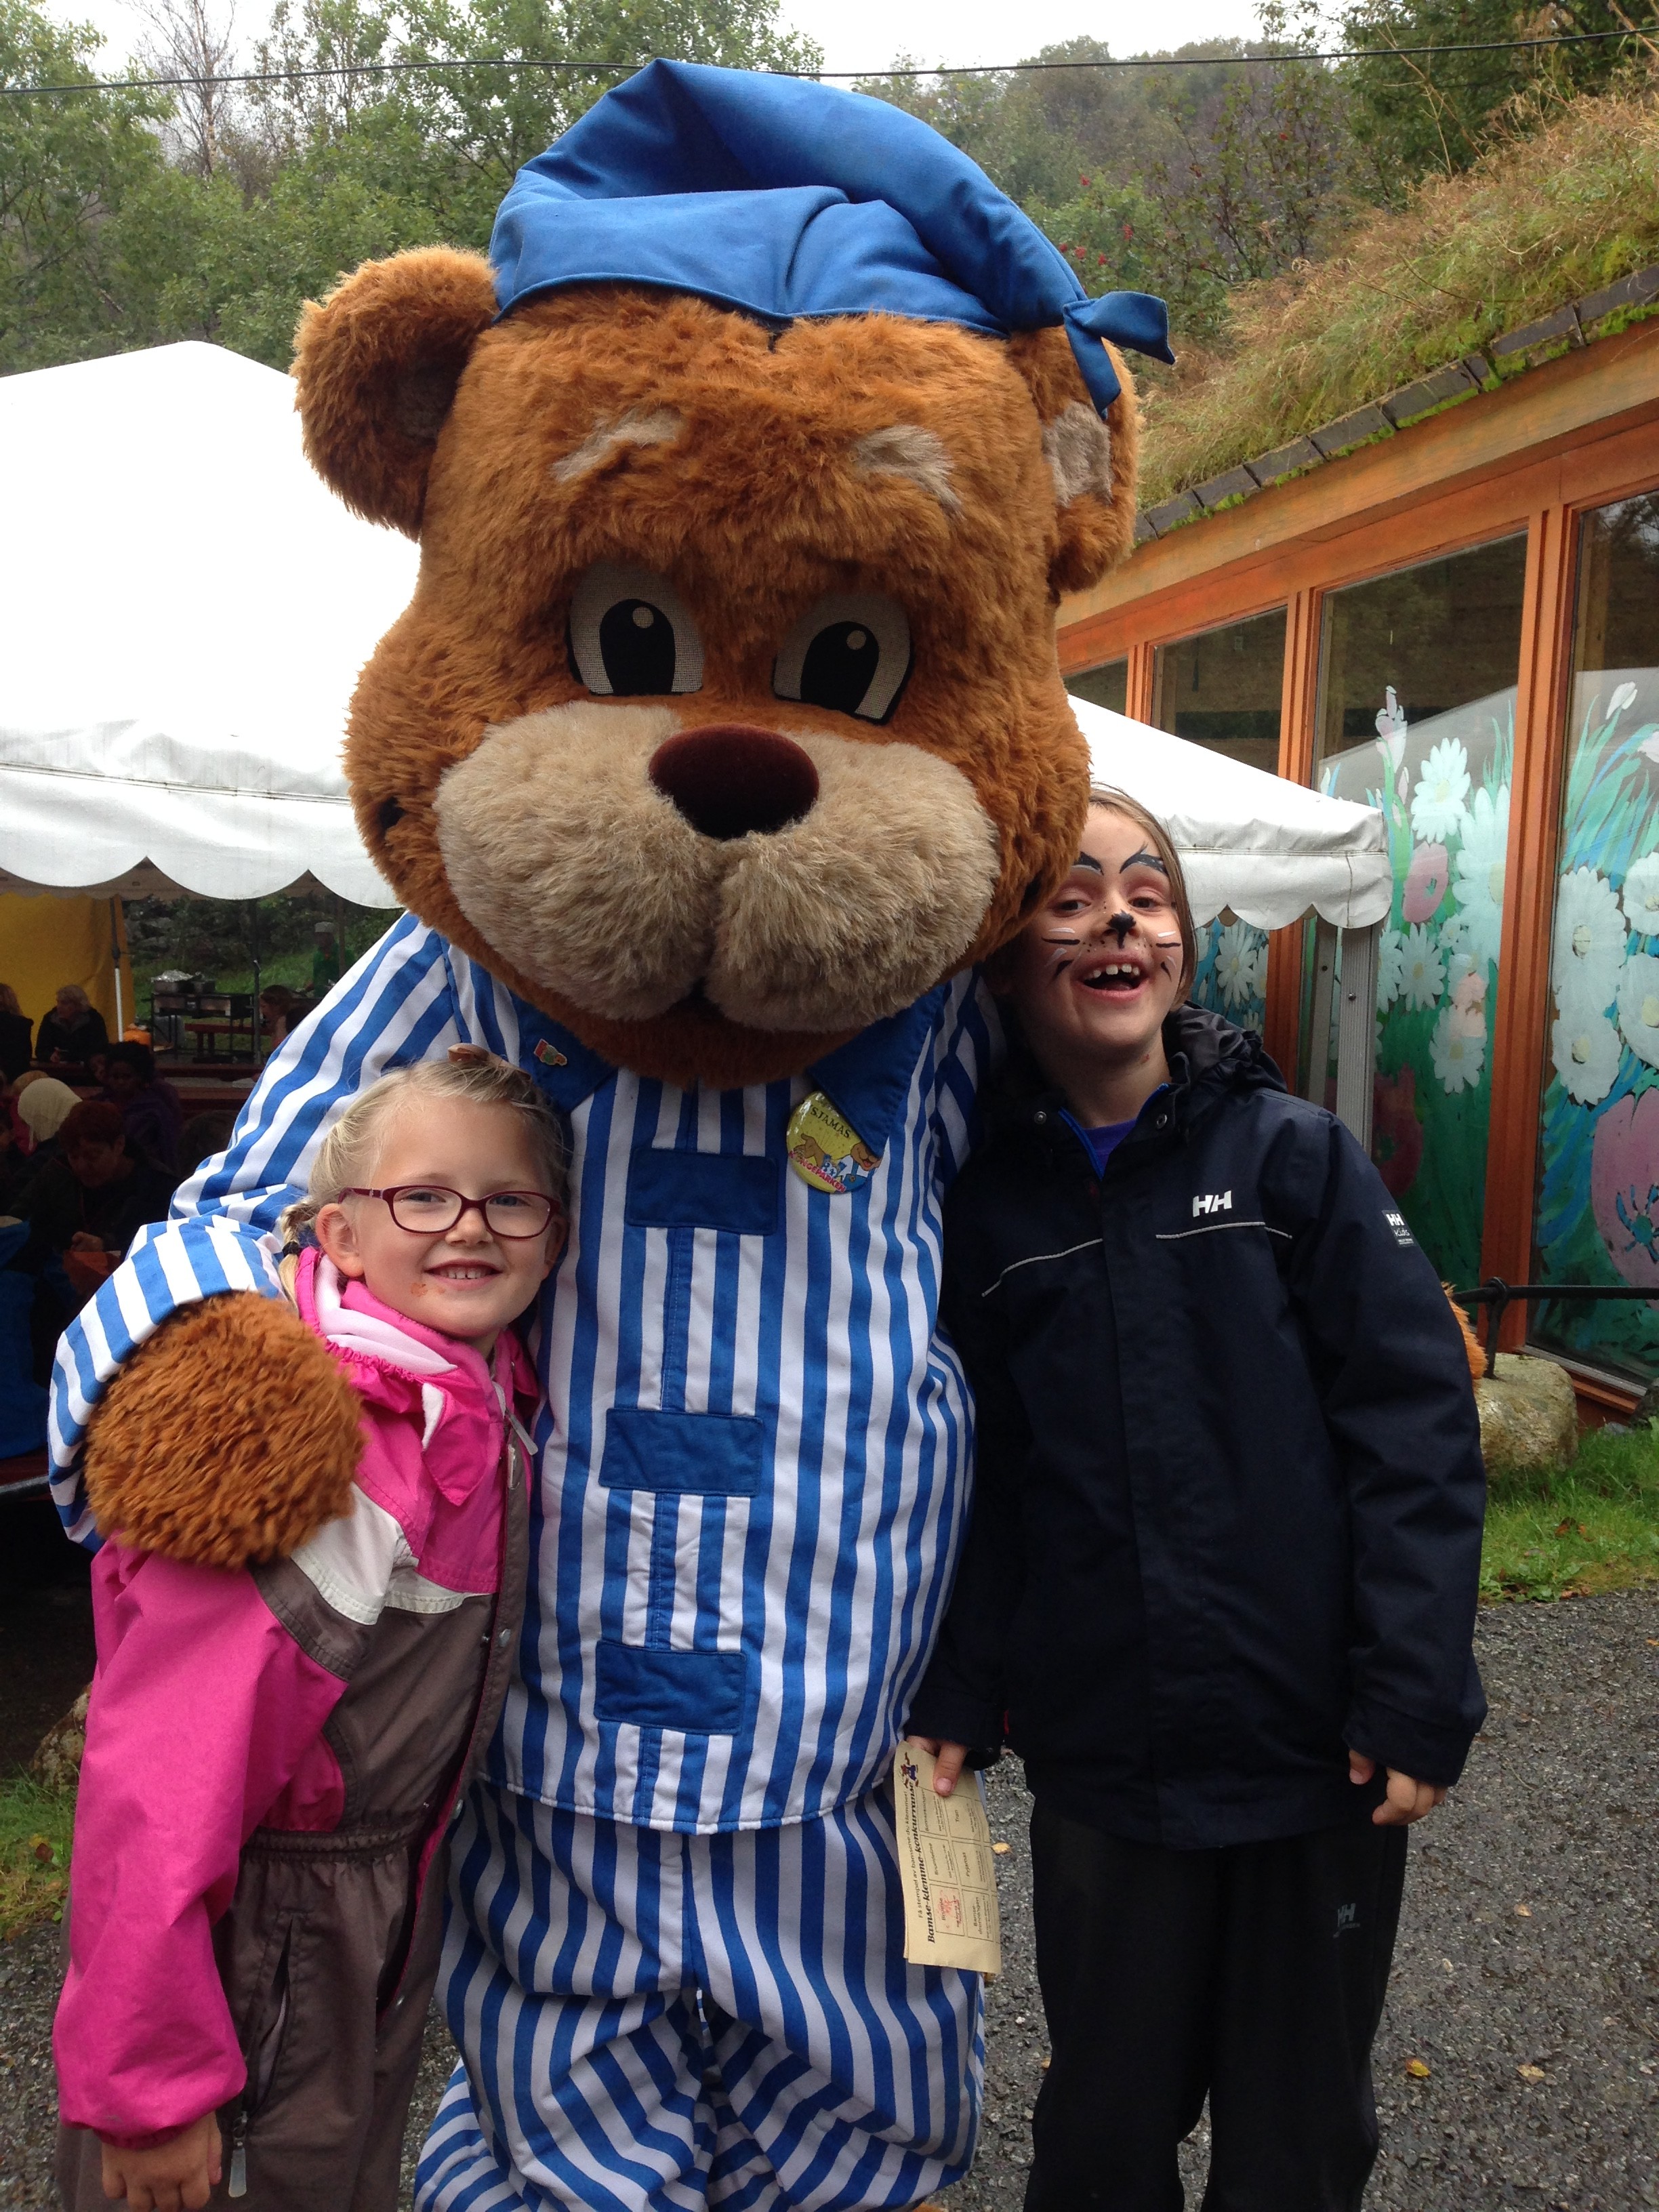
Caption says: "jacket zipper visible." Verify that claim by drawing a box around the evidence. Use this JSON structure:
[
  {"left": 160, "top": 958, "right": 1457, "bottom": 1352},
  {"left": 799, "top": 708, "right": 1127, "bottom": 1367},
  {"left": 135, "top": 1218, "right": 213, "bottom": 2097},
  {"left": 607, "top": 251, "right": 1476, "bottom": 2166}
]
[{"left": 228, "top": 2101, "right": 249, "bottom": 2197}]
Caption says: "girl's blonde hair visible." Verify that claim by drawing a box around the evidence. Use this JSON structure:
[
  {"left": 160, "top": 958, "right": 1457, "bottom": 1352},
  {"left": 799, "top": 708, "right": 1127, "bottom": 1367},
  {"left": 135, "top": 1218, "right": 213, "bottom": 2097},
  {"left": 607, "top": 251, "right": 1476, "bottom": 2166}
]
[
  {"left": 280, "top": 1047, "right": 569, "bottom": 1246},
  {"left": 1086, "top": 785, "right": 1199, "bottom": 1000}
]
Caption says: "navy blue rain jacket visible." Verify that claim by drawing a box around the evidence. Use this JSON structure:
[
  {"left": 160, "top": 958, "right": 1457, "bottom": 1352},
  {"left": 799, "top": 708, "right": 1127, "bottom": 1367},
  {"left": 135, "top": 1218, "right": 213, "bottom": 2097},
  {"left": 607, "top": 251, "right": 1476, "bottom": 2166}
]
[{"left": 908, "top": 1005, "right": 1487, "bottom": 1851}]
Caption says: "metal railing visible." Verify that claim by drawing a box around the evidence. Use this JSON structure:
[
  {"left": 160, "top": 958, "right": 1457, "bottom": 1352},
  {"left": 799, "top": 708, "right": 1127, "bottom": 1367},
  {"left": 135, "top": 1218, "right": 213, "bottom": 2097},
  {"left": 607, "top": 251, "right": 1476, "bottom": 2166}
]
[{"left": 1457, "top": 1279, "right": 1657, "bottom": 1380}]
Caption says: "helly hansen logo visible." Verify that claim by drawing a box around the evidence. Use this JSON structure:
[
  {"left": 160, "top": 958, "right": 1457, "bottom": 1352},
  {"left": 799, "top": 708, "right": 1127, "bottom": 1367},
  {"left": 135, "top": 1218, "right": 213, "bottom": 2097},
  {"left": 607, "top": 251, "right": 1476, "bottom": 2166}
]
[
  {"left": 1192, "top": 1190, "right": 1233, "bottom": 1218},
  {"left": 1335, "top": 1902, "right": 1359, "bottom": 1937},
  {"left": 1384, "top": 1209, "right": 1415, "bottom": 1248}
]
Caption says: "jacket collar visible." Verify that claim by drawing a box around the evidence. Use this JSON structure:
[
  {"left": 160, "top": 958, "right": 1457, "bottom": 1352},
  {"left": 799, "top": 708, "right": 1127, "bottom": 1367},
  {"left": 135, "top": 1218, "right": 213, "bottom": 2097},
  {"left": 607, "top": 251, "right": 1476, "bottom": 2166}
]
[
  {"left": 295, "top": 1246, "right": 537, "bottom": 1409},
  {"left": 510, "top": 983, "right": 948, "bottom": 1164},
  {"left": 993, "top": 1002, "right": 1284, "bottom": 1149}
]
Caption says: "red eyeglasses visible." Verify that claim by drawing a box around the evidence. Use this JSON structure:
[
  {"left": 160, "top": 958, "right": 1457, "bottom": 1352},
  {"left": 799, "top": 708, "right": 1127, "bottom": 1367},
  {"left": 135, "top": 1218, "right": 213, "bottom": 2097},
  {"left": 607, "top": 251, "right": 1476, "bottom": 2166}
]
[{"left": 338, "top": 1185, "right": 557, "bottom": 1237}]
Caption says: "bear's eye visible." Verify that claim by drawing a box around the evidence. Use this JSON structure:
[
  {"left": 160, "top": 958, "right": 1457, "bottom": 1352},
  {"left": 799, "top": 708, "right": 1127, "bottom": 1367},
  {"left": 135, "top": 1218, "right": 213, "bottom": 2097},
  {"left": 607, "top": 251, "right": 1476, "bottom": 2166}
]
[
  {"left": 568, "top": 562, "right": 703, "bottom": 697},
  {"left": 772, "top": 593, "right": 912, "bottom": 723}
]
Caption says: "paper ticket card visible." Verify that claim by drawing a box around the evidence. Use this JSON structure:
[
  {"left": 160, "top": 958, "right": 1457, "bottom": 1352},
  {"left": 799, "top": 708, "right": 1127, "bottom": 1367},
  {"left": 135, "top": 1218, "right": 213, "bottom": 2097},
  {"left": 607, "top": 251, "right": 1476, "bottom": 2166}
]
[{"left": 890, "top": 1741, "right": 1002, "bottom": 1976}]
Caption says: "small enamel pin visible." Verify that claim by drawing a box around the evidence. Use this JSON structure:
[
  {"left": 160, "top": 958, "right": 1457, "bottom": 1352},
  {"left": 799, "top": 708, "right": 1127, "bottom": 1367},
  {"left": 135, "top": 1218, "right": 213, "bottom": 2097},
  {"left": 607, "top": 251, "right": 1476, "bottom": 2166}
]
[
  {"left": 533, "top": 1039, "right": 569, "bottom": 1069},
  {"left": 787, "top": 1090, "right": 880, "bottom": 1195}
]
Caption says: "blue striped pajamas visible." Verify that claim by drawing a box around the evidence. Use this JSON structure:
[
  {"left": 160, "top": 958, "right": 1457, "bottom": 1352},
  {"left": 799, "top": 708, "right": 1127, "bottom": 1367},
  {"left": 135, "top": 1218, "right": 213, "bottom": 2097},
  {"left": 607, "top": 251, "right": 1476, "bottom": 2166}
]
[
  {"left": 51, "top": 918, "right": 996, "bottom": 2210},
  {"left": 418, "top": 1784, "right": 981, "bottom": 2212}
]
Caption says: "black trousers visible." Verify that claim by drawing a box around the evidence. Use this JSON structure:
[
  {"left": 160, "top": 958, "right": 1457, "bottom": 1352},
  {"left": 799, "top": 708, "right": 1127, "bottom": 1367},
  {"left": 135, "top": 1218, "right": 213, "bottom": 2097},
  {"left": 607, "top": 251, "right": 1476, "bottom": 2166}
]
[{"left": 1023, "top": 1799, "right": 1408, "bottom": 2212}]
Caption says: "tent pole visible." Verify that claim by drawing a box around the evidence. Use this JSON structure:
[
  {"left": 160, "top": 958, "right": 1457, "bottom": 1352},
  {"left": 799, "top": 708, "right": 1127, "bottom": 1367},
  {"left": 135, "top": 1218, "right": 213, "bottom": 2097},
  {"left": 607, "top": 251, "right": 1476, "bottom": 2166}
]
[
  {"left": 250, "top": 900, "right": 262, "bottom": 1065},
  {"left": 110, "top": 899, "right": 124, "bottom": 1040},
  {"left": 1300, "top": 918, "right": 1339, "bottom": 1108},
  {"left": 1332, "top": 923, "right": 1379, "bottom": 1152}
]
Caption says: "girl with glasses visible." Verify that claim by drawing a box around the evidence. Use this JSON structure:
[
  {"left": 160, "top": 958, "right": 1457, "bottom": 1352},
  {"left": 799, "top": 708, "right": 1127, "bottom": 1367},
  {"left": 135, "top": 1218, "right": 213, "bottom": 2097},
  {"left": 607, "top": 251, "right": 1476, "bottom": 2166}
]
[{"left": 56, "top": 1050, "right": 567, "bottom": 2212}]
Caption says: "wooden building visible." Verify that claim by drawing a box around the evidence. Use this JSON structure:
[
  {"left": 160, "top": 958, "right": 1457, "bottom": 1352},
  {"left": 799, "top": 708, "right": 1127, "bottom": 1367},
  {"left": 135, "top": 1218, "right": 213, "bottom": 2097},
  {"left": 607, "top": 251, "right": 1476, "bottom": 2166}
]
[{"left": 1057, "top": 268, "right": 1659, "bottom": 1408}]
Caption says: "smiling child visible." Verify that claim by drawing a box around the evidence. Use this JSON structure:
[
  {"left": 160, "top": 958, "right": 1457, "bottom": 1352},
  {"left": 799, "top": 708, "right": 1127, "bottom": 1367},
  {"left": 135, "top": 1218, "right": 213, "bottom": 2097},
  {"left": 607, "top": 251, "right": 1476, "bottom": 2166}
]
[
  {"left": 907, "top": 790, "right": 1487, "bottom": 2212},
  {"left": 55, "top": 1049, "right": 565, "bottom": 2212}
]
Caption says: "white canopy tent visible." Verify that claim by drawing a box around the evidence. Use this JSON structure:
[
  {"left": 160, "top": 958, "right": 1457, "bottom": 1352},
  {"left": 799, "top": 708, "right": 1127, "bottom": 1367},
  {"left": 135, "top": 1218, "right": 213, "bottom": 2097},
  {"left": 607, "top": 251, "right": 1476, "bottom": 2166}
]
[
  {"left": 0, "top": 342, "right": 1387, "bottom": 1126},
  {"left": 1069, "top": 697, "right": 1391, "bottom": 1147},
  {"left": 0, "top": 342, "right": 413, "bottom": 911}
]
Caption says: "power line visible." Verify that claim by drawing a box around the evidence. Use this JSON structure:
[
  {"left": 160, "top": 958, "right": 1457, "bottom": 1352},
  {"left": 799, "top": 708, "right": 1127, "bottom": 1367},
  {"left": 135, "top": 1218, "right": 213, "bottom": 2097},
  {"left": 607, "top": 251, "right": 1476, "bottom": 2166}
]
[{"left": 0, "top": 23, "right": 1647, "bottom": 98}]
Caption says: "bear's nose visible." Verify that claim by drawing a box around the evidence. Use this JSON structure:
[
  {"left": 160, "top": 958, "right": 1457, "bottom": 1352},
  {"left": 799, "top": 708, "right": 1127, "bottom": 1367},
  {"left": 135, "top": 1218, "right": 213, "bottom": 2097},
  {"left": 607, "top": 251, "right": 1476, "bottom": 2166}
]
[{"left": 649, "top": 726, "right": 820, "bottom": 840}]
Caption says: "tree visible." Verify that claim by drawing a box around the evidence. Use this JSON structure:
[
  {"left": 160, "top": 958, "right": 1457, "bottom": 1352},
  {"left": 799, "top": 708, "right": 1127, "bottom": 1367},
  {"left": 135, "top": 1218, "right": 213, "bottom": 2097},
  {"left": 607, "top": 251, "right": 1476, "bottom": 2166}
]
[
  {"left": 0, "top": 0, "right": 176, "bottom": 371},
  {"left": 1341, "top": 0, "right": 1658, "bottom": 190}
]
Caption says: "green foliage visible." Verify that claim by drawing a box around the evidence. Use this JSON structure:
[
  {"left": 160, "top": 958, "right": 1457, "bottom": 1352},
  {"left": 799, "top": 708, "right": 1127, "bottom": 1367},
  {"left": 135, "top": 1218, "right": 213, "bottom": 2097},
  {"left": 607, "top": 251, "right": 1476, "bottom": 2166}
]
[
  {"left": 1481, "top": 1421, "right": 1659, "bottom": 1601},
  {"left": 1342, "top": 0, "right": 1655, "bottom": 194},
  {"left": 0, "top": 0, "right": 819, "bottom": 373},
  {"left": 0, "top": 1773, "right": 73, "bottom": 1938},
  {"left": 0, "top": 1, "right": 176, "bottom": 369}
]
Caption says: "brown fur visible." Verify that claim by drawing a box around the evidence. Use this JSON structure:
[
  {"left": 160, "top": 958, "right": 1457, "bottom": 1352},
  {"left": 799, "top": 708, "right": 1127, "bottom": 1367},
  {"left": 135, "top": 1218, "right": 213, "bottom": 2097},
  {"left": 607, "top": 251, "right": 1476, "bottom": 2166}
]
[
  {"left": 292, "top": 260, "right": 1141, "bottom": 1090},
  {"left": 1446, "top": 1285, "right": 1487, "bottom": 1385},
  {"left": 84, "top": 1296, "right": 363, "bottom": 1567}
]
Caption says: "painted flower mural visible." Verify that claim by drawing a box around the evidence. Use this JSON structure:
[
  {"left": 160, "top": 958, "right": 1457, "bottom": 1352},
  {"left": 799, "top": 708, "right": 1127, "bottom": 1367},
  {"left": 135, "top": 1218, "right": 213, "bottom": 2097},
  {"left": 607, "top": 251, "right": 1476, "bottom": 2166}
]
[
  {"left": 1188, "top": 916, "right": 1267, "bottom": 1033},
  {"left": 1320, "top": 687, "right": 1513, "bottom": 1290},
  {"left": 1410, "top": 737, "right": 1472, "bottom": 842},
  {"left": 1372, "top": 1065, "right": 1423, "bottom": 1197},
  {"left": 1616, "top": 952, "right": 1659, "bottom": 1069},
  {"left": 1448, "top": 784, "right": 1508, "bottom": 970},
  {"left": 1376, "top": 928, "right": 1406, "bottom": 1012},
  {"left": 1590, "top": 1089, "right": 1659, "bottom": 1294},
  {"left": 1400, "top": 924, "right": 1445, "bottom": 1010},
  {"left": 1532, "top": 652, "right": 1659, "bottom": 1380},
  {"left": 1214, "top": 920, "right": 1267, "bottom": 1008},
  {"left": 1620, "top": 849, "right": 1659, "bottom": 940},
  {"left": 1429, "top": 1004, "right": 1484, "bottom": 1092},
  {"left": 1550, "top": 867, "right": 1626, "bottom": 1019},
  {"left": 1550, "top": 1010, "right": 1621, "bottom": 1105},
  {"left": 1403, "top": 841, "right": 1450, "bottom": 925}
]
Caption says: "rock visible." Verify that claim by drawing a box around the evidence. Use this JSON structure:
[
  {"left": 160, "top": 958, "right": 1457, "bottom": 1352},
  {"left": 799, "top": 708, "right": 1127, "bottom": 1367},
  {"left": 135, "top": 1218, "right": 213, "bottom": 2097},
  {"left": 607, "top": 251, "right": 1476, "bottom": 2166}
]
[
  {"left": 1476, "top": 1353, "right": 1578, "bottom": 1477},
  {"left": 29, "top": 1688, "right": 89, "bottom": 1793}
]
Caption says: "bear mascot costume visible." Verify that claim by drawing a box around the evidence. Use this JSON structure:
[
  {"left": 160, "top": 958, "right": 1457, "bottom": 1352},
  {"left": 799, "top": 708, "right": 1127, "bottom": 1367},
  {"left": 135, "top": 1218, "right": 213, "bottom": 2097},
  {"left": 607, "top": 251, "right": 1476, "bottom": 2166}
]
[{"left": 49, "top": 63, "right": 1168, "bottom": 2212}]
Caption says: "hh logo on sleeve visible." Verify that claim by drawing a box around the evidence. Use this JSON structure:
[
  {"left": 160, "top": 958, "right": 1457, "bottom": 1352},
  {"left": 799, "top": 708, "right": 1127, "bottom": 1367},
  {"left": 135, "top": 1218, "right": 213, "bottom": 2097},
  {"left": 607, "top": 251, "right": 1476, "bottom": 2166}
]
[
  {"left": 1384, "top": 1210, "right": 1416, "bottom": 1248},
  {"left": 1192, "top": 1190, "right": 1233, "bottom": 1218}
]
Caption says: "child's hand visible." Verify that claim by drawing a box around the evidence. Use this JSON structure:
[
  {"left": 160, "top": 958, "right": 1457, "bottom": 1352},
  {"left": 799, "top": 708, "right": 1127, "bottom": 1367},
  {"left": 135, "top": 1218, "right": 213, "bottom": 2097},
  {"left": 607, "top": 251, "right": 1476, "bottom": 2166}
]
[
  {"left": 909, "top": 1738, "right": 970, "bottom": 1797},
  {"left": 1347, "top": 1748, "right": 1446, "bottom": 1826},
  {"left": 100, "top": 2111, "right": 222, "bottom": 2211}
]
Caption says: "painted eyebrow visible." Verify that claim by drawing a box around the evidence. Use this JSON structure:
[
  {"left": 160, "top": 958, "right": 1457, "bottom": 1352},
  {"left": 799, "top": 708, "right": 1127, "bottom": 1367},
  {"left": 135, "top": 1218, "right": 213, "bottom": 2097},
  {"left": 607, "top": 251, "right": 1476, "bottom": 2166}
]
[
  {"left": 1073, "top": 854, "right": 1105, "bottom": 874},
  {"left": 1121, "top": 848, "right": 1169, "bottom": 876}
]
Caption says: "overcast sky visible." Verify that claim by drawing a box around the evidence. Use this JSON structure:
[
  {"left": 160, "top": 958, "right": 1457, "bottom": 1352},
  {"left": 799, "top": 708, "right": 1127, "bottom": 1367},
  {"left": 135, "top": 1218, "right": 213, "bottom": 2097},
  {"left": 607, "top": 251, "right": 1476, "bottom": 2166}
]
[{"left": 58, "top": 0, "right": 1263, "bottom": 91}]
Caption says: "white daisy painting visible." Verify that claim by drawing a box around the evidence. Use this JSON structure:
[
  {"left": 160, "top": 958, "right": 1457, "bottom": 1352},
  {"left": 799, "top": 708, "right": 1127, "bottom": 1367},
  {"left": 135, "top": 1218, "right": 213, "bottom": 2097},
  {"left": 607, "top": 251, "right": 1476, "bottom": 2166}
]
[
  {"left": 1410, "top": 737, "right": 1472, "bottom": 844},
  {"left": 1550, "top": 866, "right": 1626, "bottom": 1019},
  {"left": 1616, "top": 952, "right": 1659, "bottom": 1070},
  {"left": 1550, "top": 1010, "right": 1622, "bottom": 1106}
]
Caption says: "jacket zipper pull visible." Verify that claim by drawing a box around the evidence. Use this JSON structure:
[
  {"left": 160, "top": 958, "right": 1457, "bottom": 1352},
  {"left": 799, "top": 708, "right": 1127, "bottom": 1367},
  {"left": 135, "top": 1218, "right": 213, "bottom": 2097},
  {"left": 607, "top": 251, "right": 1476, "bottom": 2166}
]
[{"left": 228, "top": 2102, "right": 249, "bottom": 2198}]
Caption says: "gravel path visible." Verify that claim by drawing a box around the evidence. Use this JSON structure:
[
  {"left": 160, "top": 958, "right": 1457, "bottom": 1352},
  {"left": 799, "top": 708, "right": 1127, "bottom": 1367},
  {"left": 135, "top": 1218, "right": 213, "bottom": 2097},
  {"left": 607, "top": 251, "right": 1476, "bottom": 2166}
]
[{"left": 5, "top": 1592, "right": 1656, "bottom": 2209}]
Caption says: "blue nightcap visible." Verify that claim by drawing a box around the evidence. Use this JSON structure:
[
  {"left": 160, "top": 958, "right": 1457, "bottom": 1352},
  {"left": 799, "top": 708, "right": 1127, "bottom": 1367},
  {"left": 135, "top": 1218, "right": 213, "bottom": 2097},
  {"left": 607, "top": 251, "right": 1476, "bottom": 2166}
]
[{"left": 490, "top": 60, "right": 1174, "bottom": 416}]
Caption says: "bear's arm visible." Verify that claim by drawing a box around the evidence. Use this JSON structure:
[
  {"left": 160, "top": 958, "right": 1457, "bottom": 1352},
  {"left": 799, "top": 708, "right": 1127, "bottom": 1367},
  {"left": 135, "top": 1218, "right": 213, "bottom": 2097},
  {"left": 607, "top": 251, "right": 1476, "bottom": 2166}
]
[{"left": 51, "top": 915, "right": 490, "bottom": 1561}]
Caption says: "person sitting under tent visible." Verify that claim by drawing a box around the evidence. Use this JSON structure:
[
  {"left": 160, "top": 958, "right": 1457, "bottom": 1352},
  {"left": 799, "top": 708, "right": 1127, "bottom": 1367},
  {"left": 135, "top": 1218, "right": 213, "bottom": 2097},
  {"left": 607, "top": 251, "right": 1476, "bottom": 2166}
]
[
  {"left": 0, "top": 985, "right": 33, "bottom": 1084},
  {"left": 14, "top": 1101, "right": 177, "bottom": 1299},
  {"left": 98, "top": 1042, "right": 185, "bottom": 1171},
  {"left": 12, "top": 1076, "right": 81, "bottom": 1171},
  {"left": 258, "top": 984, "right": 312, "bottom": 1048},
  {"left": 35, "top": 986, "right": 108, "bottom": 1080}
]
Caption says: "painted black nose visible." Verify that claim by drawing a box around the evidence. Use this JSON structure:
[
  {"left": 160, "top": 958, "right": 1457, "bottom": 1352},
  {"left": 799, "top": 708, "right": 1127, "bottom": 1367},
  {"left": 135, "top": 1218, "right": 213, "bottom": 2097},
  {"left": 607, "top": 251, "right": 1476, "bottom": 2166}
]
[{"left": 649, "top": 726, "right": 819, "bottom": 840}]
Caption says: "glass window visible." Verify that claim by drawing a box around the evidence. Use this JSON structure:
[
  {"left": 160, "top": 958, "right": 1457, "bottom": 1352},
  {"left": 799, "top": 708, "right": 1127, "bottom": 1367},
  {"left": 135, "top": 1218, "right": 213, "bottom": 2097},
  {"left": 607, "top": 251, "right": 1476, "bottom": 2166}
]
[
  {"left": 1315, "top": 535, "right": 1528, "bottom": 1287},
  {"left": 1152, "top": 609, "right": 1287, "bottom": 772},
  {"left": 1531, "top": 492, "right": 1659, "bottom": 1380},
  {"left": 1066, "top": 659, "right": 1128, "bottom": 716}
]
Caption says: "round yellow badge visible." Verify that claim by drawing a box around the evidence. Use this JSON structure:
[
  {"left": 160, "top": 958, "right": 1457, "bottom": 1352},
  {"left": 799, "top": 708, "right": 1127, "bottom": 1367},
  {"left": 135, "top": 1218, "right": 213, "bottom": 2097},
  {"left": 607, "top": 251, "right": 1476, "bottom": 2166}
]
[{"left": 786, "top": 1090, "right": 880, "bottom": 1195}]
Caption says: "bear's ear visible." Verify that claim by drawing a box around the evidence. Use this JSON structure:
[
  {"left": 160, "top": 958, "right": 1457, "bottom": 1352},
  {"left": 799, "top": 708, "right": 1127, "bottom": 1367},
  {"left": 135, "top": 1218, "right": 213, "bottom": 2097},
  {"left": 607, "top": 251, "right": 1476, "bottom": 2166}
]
[
  {"left": 1006, "top": 327, "right": 1141, "bottom": 598},
  {"left": 293, "top": 247, "right": 500, "bottom": 538}
]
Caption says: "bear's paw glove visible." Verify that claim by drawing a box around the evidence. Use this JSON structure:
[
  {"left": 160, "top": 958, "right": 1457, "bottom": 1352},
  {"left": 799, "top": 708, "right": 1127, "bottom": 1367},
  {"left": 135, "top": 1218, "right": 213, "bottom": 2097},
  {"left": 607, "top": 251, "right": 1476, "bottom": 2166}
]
[{"left": 84, "top": 1294, "right": 363, "bottom": 1567}]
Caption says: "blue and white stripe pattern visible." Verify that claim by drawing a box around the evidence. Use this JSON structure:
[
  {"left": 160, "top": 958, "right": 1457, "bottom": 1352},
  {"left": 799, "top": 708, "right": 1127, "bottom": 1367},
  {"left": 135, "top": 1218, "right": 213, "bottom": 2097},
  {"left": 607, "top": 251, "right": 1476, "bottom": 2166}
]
[
  {"left": 51, "top": 917, "right": 996, "bottom": 1835},
  {"left": 417, "top": 1784, "right": 983, "bottom": 2212}
]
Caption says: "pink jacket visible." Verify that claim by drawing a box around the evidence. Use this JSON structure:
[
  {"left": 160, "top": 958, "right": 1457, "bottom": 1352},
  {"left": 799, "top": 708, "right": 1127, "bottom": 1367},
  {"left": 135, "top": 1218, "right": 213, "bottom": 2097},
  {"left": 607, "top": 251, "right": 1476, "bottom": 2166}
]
[{"left": 55, "top": 1251, "right": 539, "bottom": 2147}]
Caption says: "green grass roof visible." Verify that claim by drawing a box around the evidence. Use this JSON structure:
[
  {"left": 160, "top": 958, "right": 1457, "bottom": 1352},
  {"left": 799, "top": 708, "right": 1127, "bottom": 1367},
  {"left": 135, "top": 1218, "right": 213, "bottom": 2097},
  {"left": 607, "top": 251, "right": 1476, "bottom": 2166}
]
[{"left": 1138, "top": 87, "right": 1659, "bottom": 512}]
